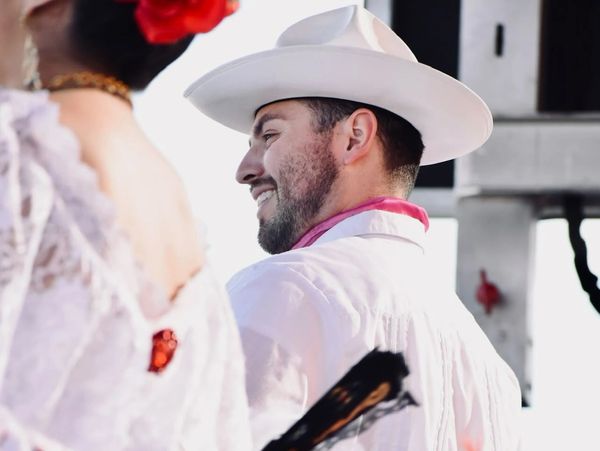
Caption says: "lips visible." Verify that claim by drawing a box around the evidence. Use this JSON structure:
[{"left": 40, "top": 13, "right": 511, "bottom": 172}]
[{"left": 251, "top": 180, "right": 276, "bottom": 199}]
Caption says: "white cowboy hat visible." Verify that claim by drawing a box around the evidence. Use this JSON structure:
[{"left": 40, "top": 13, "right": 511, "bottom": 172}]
[{"left": 185, "top": 5, "right": 492, "bottom": 165}]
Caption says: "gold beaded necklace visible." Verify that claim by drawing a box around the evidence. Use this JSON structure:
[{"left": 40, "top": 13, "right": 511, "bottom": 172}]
[{"left": 46, "top": 71, "right": 132, "bottom": 107}]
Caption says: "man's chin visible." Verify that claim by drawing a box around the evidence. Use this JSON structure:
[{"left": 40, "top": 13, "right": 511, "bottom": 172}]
[
  {"left": 258, "top": 231, "right": 285, "bottom": 255},
  {"left": 257, "top": 219, "right": 299, "bottom": 255}
]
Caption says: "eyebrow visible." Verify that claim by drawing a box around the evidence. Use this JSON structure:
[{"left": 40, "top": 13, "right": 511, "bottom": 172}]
[{"left": 252, "top": 112, "right": 286, "bottom": 140}]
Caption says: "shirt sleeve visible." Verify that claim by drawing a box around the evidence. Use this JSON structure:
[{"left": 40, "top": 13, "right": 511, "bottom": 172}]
[
  {"left": 227, "top": 263, "right": 344, "bottom": 450},
  {"left": 450, "top": 317, "right": 523, "bottom": 451}
]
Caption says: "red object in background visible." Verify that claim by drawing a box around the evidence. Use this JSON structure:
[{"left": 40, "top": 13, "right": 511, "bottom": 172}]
[
  {"left": 476, "top": 270, "right": 501, "bottom": 315},
  {"left": 148, "top": 329, "right": 178, "bottom": 373}
]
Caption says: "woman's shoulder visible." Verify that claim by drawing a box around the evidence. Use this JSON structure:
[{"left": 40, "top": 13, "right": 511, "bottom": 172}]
[{"left": 1, "top": 87, "right": 123, "bottom": 261}]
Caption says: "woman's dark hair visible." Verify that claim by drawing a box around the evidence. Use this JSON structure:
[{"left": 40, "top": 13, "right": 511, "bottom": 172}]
[
  {"left": 300, "top": 98, "right": 425, "bottom": 193},
  {"left": 69, "top": 0, "right": 194, "bottom": 90}
]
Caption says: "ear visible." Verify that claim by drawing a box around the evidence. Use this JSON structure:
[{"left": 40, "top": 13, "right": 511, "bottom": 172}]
[
  {"left": 25, "top": 0, "right": 71, "bottom": 27},
  {"left": 340, "top": 108, "right": 378, "bottom": 165}
]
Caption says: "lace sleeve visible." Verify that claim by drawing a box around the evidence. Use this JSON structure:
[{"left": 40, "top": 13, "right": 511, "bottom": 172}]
[
  {"left": 0, "top": 90, "right": 63, "bottom": 450},
  {"left": 0, "top": 91, "right": 54, "bottom": 377}
]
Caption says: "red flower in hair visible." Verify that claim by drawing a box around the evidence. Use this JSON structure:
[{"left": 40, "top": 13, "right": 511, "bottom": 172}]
[{"left": 121, "top": 0, "right": 239, "bottom": 44}]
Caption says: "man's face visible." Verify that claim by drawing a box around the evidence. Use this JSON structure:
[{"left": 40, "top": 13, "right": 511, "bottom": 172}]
[{"left": 236, "top": 100, "right": 340, "bottom": 254}]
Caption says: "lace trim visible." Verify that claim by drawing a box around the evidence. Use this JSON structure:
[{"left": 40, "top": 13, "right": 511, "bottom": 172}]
[{"left": 0, "top": 89, "right": 184, "bottom": 312}]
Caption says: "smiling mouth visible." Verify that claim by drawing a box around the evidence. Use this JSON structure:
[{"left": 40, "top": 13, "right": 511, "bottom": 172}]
[{"left": 256, "top": 190, "right": 275, "bottom": 207}]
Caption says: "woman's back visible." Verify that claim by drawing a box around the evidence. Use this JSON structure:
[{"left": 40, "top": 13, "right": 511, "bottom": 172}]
[
  {"left": 51, "top": 88, "right": 203, "bottom": 300},
  {"left": 0, "top": 89, "right": 250, "bottom": 450},
  {"left": 0, "top": 1, "right": 251, "bottom": 449}
]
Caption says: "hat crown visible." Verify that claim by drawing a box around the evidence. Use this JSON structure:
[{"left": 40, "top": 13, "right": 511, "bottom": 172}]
[
  {"left": 276, "top": 5, "right": 417, "bottom": 62},
  {"left": 186, "top": 5, "right": 492, "bottom": 166}
]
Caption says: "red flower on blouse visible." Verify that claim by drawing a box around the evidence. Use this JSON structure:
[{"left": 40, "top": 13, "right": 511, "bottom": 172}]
[
  {"left": 121, "top": 0, "right": 239, "bottom": 44},
  {"left": 148, "top": 329, "right": 178, "bottom": 373}
]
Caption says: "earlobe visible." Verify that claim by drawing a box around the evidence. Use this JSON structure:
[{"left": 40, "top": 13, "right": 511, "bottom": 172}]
[{"left": 343, "top": 108, "right": 378, "bottom": 165}]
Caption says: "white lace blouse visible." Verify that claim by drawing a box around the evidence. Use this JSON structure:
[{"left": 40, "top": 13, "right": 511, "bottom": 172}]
[{"left": 0, "top": 89, "right": 251, "bottom": 451}]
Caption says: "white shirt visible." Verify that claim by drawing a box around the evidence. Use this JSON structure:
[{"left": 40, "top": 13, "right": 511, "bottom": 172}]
[
  {"left": 0, "top": 88, "right": 251, "bottom": 450},
  {"left": 228, "top": 209, "right": 522, "bottom": 450}
]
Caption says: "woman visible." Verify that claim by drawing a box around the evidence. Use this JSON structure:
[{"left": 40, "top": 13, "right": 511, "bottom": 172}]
[{"left": 0, "top": 0, "right": 250, "bottom": 449}]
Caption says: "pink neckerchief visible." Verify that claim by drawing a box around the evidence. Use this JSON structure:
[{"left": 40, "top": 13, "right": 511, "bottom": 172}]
[{"left": 291, "top": 196, "right": 429, "bottom": 250}]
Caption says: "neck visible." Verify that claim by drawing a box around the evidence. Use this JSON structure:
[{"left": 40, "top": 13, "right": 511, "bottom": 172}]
[
  {"left": 26, "top": 0, "right": 78, "bottom": 87},
  {"left": 0, "top": 19, "right": 26, "bottom": 88},
  {"left": 320, "top": 180, "right": 407, "bottom": 222},
  {"left": 49, "top": 88, "right": 134, "bottom": 116},
  {"left": 295, "top": 186, "right": 405, "bottom": 248},
  {"left": 38, "top": 57, "right": 90, "bottom": 88},
  {"left": 329, "top": 149, "right": 409, "bottom": 215},
  {"left": 48, "top": 87, "right": 141, "bottom": 169}
]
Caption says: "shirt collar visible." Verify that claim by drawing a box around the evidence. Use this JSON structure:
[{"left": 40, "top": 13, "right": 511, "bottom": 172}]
[{"left": 292, "top": 197, "right": 429, "bottom": 250}]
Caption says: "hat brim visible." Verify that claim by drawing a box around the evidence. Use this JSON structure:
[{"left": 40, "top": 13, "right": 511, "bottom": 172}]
[{"left": 185, "top": 46, "right": 492, "bottom": 166}]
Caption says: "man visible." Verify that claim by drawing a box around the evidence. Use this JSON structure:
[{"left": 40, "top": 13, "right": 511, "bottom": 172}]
[{"left": 186, "top": 5, "right": 521, "bottom": 450}]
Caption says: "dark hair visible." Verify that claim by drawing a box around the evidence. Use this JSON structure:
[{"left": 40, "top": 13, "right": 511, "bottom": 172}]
[
  {"left": 69, "top": 0, "right": 194, "bottom": 90},
  {"left": 300, "top": 98, "right": 424, "bottom": 193}
]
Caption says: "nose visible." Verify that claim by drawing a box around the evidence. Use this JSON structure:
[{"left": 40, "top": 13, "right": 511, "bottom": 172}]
[{"left": 236, "top": 146, "right": 264, "bottom": 185}]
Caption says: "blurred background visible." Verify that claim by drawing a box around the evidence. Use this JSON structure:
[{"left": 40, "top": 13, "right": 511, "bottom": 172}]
[{"left": 133, "top": 1, "right": 600, "bottom": 449}]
